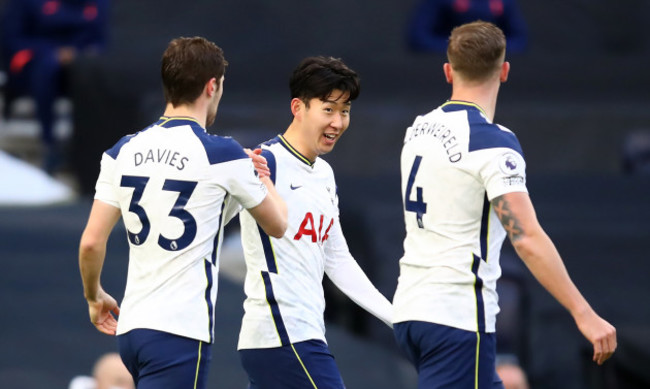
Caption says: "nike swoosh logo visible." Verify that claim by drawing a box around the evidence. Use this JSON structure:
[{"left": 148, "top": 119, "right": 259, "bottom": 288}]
[{"left": 290, "top": 184, "right": 302, "bottom": 190}]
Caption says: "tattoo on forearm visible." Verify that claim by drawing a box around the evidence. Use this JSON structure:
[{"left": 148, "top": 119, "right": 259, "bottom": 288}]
[{"left": 492, "top": 195, "right": 524, "bottom": 242}]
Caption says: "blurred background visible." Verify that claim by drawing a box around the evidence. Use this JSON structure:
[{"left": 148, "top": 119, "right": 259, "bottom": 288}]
[{"left": 1, "top": 0, "right": 649, "bottom": 388}]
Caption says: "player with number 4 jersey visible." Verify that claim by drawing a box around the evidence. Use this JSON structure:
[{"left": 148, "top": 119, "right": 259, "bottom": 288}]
[
  {"left": 79, "top": 37, "right": 287, "bottom": 389},
  {"left": 394, "top": 100, "right": 527, "bottom": 333},
  {"left": 393, "top": 21, "right": 616, "bottom": 389}
]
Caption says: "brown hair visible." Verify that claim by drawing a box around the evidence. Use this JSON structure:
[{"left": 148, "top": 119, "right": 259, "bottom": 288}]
[
  {"left": 447, "top": 21, "right": 506, "bottom": 83},
  {"left": 161, "top": 37, "right": 228, "bottom": 106}
]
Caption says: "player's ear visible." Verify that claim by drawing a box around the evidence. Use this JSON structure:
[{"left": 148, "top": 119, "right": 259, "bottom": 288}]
[
  {"left": 500, "top": 61, "right": 510, "bottom": 83},
  {"left": 206, "top": 77, "right": 217, "bottom": 97},
  {"left": 290, "top": 98, "right": 303, "bottom": 117},
  {"left": 443, "top": 63, "right": 453, "bottom": 84}
]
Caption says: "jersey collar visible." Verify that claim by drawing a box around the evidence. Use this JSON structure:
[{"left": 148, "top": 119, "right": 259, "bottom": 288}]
[
  {"left": 278, "top": 135, "right": 315, "bottom": 167},
  {"left": 441, "top": 100, "right": 487, "bottom": 117},
  {"left": 157, "top": 116, "right": 205, "bottom": 131}
]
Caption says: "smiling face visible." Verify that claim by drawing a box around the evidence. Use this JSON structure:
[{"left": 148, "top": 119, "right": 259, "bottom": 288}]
[{"left": 288, "top": 89, "right": 351, "bottom": 161}]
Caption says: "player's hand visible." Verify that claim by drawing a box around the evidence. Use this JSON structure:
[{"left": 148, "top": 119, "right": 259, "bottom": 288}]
[
  {"left": 245, "top": 148, "right": 270, "bottom": 178},
  {"left": 574, "top": 309, "right": 617, "bottom": 365},
  {"left": 87, "top": 287, "right": 120, "bottom": 336}
]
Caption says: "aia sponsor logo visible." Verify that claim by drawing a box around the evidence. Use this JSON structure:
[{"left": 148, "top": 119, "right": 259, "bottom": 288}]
[{"left": 293, "top": 212, "right": 334, "bottom": 244}]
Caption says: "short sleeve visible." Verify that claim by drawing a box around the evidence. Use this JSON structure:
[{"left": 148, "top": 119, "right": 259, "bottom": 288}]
[
  {"left": 481, "top": 149, "right": 528, "bottom": 201},
  {"left": 93, "top": 153, "right": 120, "bottom": 208},
  {"left": 221, "top": 157, "right": 268, "bottom": 210}
]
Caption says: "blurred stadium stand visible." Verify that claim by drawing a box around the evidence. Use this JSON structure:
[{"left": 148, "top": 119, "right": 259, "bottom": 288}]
[
  {"left": 68, "top": 0, "right": 650, "bottom": 194},
  {"left": 2, "top": 0, "right": 650, "bottom": 388}
]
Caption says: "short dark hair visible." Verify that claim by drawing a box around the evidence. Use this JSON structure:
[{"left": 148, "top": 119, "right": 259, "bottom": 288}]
[
  {"left": 161, "top": 37, "right": 228, "bottom": 106},
  {"left": 289, "top": 56, "right": 360, "bottom": 106},
  {"left": 447, "top": 21, "right": 506, "bottom": 82}
]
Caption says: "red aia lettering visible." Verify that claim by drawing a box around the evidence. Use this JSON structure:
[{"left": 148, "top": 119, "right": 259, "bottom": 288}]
[
  {"left": 322, "top": 218, "right": 334, "bottom": 242},
  {"left": 294, "top": 212, "right": 317, "bottom": 242},
  {"left": 294, "top": 212, "right": 334, "bottom": 243}
]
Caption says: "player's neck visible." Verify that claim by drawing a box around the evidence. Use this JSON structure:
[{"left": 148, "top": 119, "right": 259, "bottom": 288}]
[
  {"left": 451, "top": 84, "right": 500, "bottom": 121},
  {"left": 163, "top": 103, "right": 207, "bottom": 128},
  {"left": 282, "top": 123, "right": 317, "bottom": 163}
]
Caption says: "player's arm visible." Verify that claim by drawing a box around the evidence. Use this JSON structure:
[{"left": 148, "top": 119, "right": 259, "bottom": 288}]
[
  {"left": 79, "top": 200, "right": 121, "bottom": 335},
  {"left": 326, "top": 259, "right": 393, "bottom": 328},
  {"left": 247, "top": 175, "right": 287, "bottom": 239},
  {"left": 491, "top": 191, "right": 617, "bottom": 365},
  {"left": 324, "top": 220, "right": 393, "bottom": 328}
]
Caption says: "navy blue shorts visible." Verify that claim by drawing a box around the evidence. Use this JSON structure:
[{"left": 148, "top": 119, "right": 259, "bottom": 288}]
[
  {"left": 118, "top": 329, "right": 212, "bottom": 389},
  {"left": 239, "top": 339, "right": 345, "bottom": 389},
  {"left": 394, "top": 321, "right": 504, "bottom": 389}
]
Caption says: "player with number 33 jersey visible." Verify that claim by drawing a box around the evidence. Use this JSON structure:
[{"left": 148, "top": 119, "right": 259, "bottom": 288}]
[{"left": 79, "top": 37, "right": 287, "bottom": 389}]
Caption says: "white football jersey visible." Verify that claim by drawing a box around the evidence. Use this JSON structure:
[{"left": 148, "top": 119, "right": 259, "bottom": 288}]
[
  {"left": 94, "top": 117, "right": 267, "bottom": 343},
  {"left": 237, "top": 135, "right": 390, "bottom": 349},
  {"left": 392, "top": 101, "right": 528, "bottom": 333}
]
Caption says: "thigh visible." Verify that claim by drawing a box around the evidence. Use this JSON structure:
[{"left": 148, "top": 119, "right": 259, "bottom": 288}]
[
  {"left": 394, "top": 321, "right": 501, "bottom": 389},
  {"left": 239, "top": 339, "right": 345, "bottom": 389},
  {"left": 118, "top": 329, "right": 212, "bottom": 389}
]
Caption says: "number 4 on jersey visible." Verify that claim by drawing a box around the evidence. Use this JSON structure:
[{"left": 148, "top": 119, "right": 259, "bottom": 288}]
[{"left": 404, "top": 155, "right": 427, "bottom": 228}]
